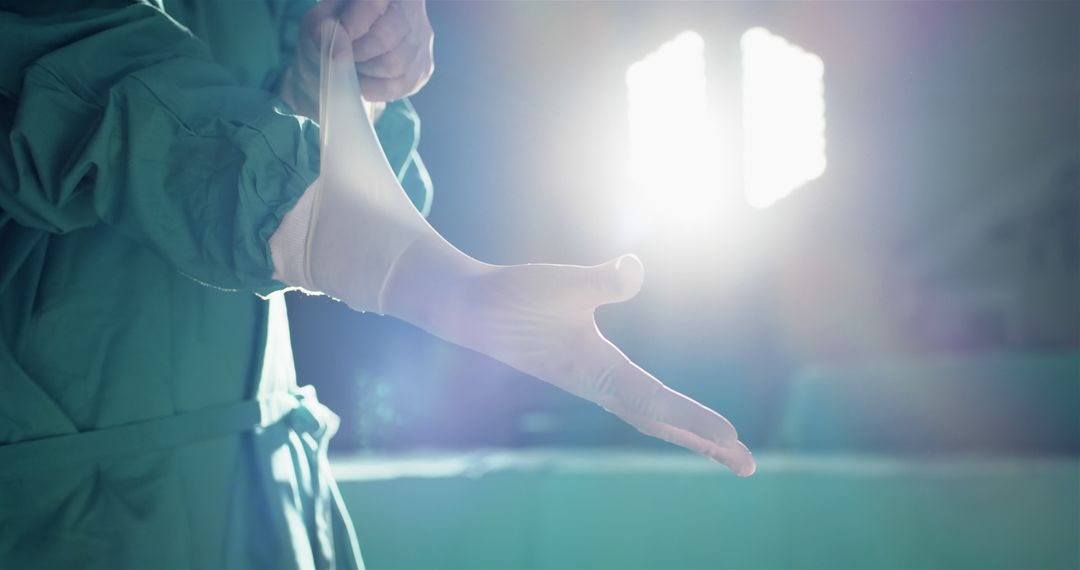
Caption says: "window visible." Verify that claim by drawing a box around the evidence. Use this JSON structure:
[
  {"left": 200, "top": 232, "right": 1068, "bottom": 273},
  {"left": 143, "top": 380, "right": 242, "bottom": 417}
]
[
  {"left": 625, "top": 31, "right": 717, "bottom": 229},
  {"left": 741, "top": 27, "right": 827, "bottom": 208}
]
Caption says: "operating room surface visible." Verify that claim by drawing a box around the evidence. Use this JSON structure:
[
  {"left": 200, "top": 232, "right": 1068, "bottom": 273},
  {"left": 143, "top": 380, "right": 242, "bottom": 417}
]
[
  {"left": 278, "top": 1, "right": 1080, "bottom": 569},
  {"left": 322, "top": 352, "right": 1079, "bottom": 570},
  {"left": 333, "top": 452, "right": 1078, "bottom": 570}
]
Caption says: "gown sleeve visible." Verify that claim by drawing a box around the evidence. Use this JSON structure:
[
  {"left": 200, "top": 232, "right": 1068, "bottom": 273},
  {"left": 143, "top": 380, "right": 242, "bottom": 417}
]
[{"left": 0, "top": 2, "right": 321, "bottom": 292}]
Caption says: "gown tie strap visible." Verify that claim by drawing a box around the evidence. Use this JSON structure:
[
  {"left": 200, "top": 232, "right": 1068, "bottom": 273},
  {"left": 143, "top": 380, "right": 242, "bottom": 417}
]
[{"left": 0, "top": 388, "right": 329, "bottom": 478}]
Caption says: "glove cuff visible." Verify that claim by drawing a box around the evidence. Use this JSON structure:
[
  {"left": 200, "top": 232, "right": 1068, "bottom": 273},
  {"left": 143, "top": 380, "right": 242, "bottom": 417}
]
[{"left": 270, "top": 180, "right": 318, "bottom": 292}]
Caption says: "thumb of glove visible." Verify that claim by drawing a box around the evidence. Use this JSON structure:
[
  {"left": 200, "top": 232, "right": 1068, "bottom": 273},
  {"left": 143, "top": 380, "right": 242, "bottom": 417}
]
[{"left": 599, "top": 254, "right": 645, "bottom": 305}]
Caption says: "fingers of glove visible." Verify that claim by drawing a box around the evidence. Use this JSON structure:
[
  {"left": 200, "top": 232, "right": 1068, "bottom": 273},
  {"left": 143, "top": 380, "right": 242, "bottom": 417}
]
[
  {"left": 650, "top": 385, "right": 741, "bottom": 449},
  {"left": 569, "top": 334, "right": 752, "bottom": 475},
  {"left": 357, "top": 43, "right": 431, "bottom": 101},
  {"left": 617, "top": 411, "right": 756, "bottom": 477},
  {"left": 652, "top": 414, "right": 756, "bottom": 477},
  {"left": 352, "top": 2, "right": 410, "bottom": 62},
  {"left": 339, "top": 0, "right": 391, "bottom": 42},
  {"left": 398, "top": 0, "right": 430, "bottom": 28},
  {"left": 356, "top": 38, "right": 423, "bottom": 79},
  {"left": 584, "top": 342, "right": 753, "bottom": 474}
]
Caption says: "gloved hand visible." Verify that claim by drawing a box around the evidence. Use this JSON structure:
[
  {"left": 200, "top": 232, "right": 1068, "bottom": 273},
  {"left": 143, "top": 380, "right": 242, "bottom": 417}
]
[
  {"left": 380, "top": 236, "right": 756, "bottom": 475},
  {"left": 270, "top": 22, "right": 755, "bottom": 476},
  {"left": 281, "top": 0, "right": 435, "bottom": 118}
]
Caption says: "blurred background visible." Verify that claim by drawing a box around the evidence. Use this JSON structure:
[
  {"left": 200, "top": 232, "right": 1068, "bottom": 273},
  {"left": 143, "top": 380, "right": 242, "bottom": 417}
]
[{"left": 287, "top": 1, "right": 1079, "bottom": 568}]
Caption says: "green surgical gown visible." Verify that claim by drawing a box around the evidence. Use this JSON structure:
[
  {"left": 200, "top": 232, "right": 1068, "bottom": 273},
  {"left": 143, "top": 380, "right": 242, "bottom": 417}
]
[{"left": 0, "top": 1, "right": 432, "bottom": 568}]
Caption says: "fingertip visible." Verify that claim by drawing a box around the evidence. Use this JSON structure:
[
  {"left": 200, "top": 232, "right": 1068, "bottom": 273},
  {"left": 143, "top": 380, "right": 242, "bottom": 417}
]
[
  {"left": 612, "top": 254, "right": 644, "bottom": 300},
  {"left": 733, "top": 442, "right": 756, "bottom": 477},
  {"left": 710, "top": 441, "right": 756, "bottom": 477},
  {"left": 733, "top": 452, "right": 756, "bottom": 477},
  {"left": 739, "top": 461, "right": 757, "bottom": 477}
]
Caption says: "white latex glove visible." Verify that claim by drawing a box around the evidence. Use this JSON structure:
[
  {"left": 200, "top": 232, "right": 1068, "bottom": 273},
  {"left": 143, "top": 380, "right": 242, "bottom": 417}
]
[{"left": 271, "top": 22, "right": 755, "bottom": 476}]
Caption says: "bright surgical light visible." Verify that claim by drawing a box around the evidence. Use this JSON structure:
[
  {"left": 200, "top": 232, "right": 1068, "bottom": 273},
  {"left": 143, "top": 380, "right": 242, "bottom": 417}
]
[
  {"left": 741, "top": 27, "right": 826, "bottom": 208},
  {"left": 625, "top": 31, "right": 718, "bottom": 231}
]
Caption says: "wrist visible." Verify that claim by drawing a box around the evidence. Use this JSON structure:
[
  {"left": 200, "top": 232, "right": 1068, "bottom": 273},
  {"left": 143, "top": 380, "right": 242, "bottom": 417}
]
[
  {"left": 378, "top": 234, "right": 488, "bottom": 322},
  {"left": 269, "top": 180, "right": 318, "bottom": 291}
]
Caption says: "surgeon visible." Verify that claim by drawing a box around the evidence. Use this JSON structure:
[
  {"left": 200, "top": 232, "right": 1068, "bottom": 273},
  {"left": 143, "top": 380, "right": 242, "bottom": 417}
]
[{"left": 0, "top": 1, "right": 753, "bottom": 569}]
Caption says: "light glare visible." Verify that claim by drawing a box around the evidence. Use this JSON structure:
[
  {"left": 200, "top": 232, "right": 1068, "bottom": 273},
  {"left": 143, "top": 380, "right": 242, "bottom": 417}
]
[
  {"left": 741, "top": 27, "right": 826, "bottom": 208},
  {"left": 625, "top": 31, "right": 719, "bottom": 231}
]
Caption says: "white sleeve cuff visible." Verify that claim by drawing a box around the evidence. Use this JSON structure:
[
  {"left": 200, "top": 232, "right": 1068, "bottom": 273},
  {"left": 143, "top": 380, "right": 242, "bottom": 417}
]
[{"left": 269, "top": 180, "right": 318, "bottom": 291}]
